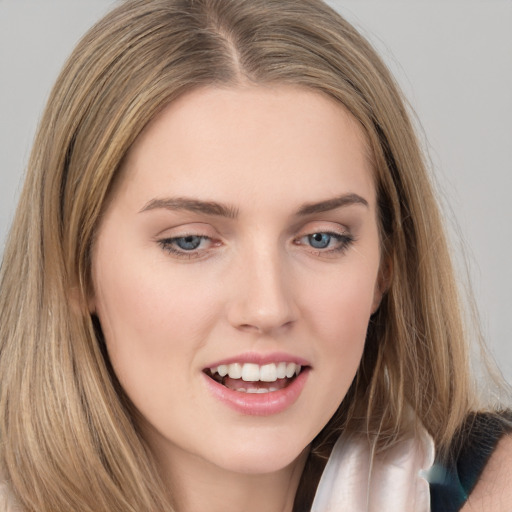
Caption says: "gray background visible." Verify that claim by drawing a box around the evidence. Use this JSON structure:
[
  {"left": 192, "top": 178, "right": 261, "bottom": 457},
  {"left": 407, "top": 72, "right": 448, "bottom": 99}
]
[{"left": 1, "top": 1, "right": 511, "bottom": 382}]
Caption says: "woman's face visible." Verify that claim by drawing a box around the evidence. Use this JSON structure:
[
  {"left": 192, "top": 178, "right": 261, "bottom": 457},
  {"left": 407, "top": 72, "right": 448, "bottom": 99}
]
[{"left": 91, "top": 85, "right": 383, "bottom": 477}]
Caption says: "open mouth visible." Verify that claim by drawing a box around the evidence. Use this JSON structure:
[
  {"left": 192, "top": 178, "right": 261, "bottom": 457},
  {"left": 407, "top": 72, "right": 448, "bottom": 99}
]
[{"left": 204, "top": 362, "right": 305, "bottom": 394}]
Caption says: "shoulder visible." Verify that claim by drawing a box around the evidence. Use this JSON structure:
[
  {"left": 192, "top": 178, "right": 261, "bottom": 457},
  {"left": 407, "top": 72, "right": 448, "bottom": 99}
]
[
  {"left": 430, "top": 411, "right": 512, "bottom": 512},
  {"left": 461, "top": 432, "right": 512, "bottom": 511}
]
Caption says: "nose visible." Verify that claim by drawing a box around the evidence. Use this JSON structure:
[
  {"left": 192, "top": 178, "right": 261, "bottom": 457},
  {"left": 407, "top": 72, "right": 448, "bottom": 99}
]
[{"left": 226, "top": 245, "right": 298, "bottom": 335}]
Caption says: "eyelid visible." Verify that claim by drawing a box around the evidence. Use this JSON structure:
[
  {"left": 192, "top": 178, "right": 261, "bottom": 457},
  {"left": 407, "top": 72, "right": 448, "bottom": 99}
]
[
  {"left": 153, "top": 221, "right": 219, "bottom": 238},
  {"left": 294, "top": 221, "right": 351, "bottom": 240}
]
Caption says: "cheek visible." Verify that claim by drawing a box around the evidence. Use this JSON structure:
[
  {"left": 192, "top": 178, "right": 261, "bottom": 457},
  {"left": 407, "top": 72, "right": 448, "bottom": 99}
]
[
  {"left": 304, "top": 262, "right": 378, "bottom": 341},
  {"left": 91, "top": 251, "right": 219, "bottom": 385},
  {"left": 286, "top": 291, "right": 372, "bottom": 444},
  {"left": 301, "top": 262, "right": 378, "bottom": 406}
]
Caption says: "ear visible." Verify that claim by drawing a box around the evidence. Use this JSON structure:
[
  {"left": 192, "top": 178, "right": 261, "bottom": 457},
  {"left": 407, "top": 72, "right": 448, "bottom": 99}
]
[{"left": 371, "top": 255, "right": 393, "bottom": 314}]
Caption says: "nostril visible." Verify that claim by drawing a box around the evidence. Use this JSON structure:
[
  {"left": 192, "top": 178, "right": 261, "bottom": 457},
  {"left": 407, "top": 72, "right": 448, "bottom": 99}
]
[
  {"left": 238, "top": 323, "right": 260, "bottom": 332},
  {"left": 234, "top": 318, "right": 296, "bottom": 335}
]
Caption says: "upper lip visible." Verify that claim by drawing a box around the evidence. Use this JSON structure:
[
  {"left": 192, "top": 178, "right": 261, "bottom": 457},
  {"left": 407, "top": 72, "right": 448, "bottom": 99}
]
[{"left": 204, "top": 352, "right": 311, "bottom": 370}]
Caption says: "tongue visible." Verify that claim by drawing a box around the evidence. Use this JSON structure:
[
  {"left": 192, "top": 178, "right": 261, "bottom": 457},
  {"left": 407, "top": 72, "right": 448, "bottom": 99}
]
[{"left": 223, "top": 376, "right": 291, "bottom": 392}]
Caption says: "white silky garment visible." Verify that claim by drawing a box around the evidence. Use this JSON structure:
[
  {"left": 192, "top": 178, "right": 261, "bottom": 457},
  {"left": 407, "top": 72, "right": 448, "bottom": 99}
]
[{"left": 311, "top": 430, "right": 435, "bottom": 512}]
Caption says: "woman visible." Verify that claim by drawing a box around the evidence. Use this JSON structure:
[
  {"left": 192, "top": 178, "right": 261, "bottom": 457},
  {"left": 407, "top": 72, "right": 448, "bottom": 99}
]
[{"left": 0, "top": 0, "right": 510, "bottom": 510}]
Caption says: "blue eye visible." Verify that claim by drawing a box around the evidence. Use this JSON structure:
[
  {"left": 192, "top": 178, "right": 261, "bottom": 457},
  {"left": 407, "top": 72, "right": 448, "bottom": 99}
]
[
  {"left": 295, "top": 230, "right": 355, "bottom": 256},
  {"left": 158, "top": 235, "right": 212, "bottom": 258},
  {"left": 308, "top": 233, "right": 332, "bottom": 249},
  {"left": 174, "top": 235, "right": 203, "bottom": 251}
]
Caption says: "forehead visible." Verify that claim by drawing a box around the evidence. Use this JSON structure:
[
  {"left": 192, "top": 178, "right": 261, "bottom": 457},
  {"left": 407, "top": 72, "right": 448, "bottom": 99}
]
[{"left": 116, "top": 85, "right": 376, "bottom": 212}]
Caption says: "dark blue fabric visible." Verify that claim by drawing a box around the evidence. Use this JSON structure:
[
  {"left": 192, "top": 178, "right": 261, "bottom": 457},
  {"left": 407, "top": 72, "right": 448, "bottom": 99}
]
[{"left": 429, "top": 412, "right": 511, "bottom": 512}]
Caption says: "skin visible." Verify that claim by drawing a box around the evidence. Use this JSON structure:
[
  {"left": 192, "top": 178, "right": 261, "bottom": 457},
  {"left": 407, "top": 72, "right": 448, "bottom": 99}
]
[{"left": 90, "top": 85, "right": 384, "bottom": 512}]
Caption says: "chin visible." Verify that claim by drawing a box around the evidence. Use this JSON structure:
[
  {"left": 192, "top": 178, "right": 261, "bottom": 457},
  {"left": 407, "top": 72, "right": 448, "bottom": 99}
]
[{"left": 206, "top": 436, "right": 310, "bottom": 475}]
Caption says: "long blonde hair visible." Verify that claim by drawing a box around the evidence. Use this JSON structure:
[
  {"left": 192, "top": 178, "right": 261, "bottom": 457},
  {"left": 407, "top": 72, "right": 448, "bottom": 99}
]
[{"left": 0, "top": 0, "right": 496, "bottom": 510}]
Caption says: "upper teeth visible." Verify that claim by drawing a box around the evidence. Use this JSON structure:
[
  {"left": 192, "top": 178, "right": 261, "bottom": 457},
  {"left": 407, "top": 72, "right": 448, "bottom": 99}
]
[{"left": 209, "top": 362, "right": 301, "bottom": 382}]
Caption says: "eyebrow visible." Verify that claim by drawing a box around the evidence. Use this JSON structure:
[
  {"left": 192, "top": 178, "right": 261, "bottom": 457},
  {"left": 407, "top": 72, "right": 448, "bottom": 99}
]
[
  {"left": 296, "top": 193, "right": 368, "bottom": 215},
  {"left": 140, "top": 197, "right": 239, "bottom": 218},
  {"left": 139, "top": 193, "right": 368, "bottom": 218}
]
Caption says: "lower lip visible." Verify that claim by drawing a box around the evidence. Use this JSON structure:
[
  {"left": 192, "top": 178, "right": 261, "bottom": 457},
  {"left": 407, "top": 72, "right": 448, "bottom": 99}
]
[{"left": 202, "top": 369, "right": 310, "bottom": 416}]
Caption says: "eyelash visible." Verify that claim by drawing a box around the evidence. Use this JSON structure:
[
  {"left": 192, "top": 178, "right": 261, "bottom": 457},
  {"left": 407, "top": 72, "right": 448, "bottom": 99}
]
[
  {"left": 293, "top": 231, "right": 355, "bottom": 256},
  {"left": 157, "top": 231, "right": 355, "bottom": 259},
  {"left": 158, "top": 235, "right": 215, "bottom": 259}
]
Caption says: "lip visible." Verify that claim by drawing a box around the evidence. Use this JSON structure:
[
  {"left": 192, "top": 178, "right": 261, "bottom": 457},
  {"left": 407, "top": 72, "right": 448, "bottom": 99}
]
[
  {"left": 205, "top": 352, "right": 311, "bottom": 368},
  {"left": 202, "top": 366, "right": 310, "bottom": 416}
]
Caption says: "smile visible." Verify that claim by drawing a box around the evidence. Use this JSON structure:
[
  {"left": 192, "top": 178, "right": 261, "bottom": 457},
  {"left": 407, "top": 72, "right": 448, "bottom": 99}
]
[
  {"left": 206, "top": 362, "right": 302, "bottom": 393},
  {"left": 202, "top": 358, "right": 310, "bottom": 415}
]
